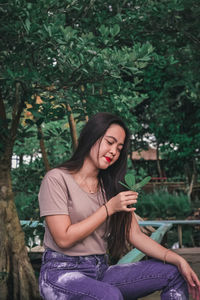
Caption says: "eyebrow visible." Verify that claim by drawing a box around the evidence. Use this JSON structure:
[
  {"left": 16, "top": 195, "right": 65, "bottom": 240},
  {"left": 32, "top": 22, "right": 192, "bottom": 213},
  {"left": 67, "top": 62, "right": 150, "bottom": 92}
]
[{"left": 105, "top": 135, "right": 124, "bottom": 146}]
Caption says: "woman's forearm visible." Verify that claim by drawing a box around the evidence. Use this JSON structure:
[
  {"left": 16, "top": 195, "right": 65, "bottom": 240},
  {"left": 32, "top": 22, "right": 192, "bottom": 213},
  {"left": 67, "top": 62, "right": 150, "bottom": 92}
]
[{"left": 131, "top": 231, "right": 184, "bottom": 266}]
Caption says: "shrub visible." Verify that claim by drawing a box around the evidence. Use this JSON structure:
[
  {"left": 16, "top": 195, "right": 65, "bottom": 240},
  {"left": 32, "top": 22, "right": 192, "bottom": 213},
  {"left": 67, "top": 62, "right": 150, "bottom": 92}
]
[
  {"left": 136, "top": 189, "right": 200, "bottom": 247},
  {"left": 12, "top": 159, "right": 45, "bottom": 246},
  {"left": 136, "top": 189, "right": 192, "bottom": 220}
]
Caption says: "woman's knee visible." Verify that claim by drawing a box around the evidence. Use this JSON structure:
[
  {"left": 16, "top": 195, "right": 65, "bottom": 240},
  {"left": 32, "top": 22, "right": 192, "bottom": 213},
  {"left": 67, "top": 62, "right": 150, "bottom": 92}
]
[
  {"left": 165, "top": 263, "right": 183, "bottom": 281},
  {"left": 162, "top": 263, "right": 189, "bottom": 298}
]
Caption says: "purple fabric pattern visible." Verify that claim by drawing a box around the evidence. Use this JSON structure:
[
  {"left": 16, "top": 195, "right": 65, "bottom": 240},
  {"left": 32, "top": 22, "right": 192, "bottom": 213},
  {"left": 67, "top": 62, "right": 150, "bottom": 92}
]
[{"left": 39, "top": 249, "right": 189, "bottom": 300}]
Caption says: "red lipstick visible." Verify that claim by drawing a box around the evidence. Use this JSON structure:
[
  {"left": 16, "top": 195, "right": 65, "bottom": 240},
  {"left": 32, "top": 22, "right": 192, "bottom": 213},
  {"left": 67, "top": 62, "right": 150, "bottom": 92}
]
[{"left": 105, "top": 156, "right": 111, "bottom": 163}]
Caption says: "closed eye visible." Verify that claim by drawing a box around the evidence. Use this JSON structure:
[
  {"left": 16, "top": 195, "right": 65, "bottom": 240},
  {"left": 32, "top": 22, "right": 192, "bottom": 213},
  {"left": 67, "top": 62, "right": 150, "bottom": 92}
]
[
  {"left": 106, "top": 139, "right": 113, "bottom": 145},
  {"left": 106, "top": 139, "right": 123, "bottom": 152}
]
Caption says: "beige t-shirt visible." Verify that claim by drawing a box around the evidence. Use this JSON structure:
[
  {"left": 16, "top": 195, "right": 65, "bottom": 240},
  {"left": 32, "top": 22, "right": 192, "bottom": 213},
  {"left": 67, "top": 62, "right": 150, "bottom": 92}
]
[{"left": 39, "top": 168, "right": 107, "bottom": 256}]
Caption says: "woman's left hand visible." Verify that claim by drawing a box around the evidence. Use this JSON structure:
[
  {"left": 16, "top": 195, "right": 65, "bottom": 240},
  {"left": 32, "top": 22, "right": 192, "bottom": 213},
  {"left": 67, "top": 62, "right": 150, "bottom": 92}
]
[{"left": 177, "top": 258, "right": 200, "bottom": 300}]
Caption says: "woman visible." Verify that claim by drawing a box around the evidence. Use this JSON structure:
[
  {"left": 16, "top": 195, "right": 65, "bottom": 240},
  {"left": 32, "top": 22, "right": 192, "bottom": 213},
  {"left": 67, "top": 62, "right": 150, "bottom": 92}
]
[{"left": 39, "top": 112, "right": 200, "bottom": 300}]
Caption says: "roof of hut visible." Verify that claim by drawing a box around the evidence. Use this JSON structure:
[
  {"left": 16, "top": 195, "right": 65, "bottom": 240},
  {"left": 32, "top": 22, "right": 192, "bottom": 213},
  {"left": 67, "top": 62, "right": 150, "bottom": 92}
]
[{"left": 131, "top": 147, "right": 162, "bottom": 160}]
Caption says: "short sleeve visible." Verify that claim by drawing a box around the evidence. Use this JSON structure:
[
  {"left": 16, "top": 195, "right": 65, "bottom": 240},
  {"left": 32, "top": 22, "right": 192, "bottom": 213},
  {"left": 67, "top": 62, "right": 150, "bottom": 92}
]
[{"left": 38, "top": 169, "right": 69, "bottom": 217}]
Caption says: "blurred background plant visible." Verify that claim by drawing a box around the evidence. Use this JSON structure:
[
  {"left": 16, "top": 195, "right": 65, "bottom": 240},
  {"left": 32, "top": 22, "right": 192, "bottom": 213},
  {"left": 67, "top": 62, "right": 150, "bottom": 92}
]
[
  {"left": 136, "top": 189, "right": 199, "bottom": 247},
  {"left": 136, "top": 189, "right": 192, "bottom": 220}
]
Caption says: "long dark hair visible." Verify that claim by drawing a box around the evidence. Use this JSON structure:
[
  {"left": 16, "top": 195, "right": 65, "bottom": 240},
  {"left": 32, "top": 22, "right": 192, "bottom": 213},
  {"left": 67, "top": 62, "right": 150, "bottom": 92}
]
[{"left": 59, "top": 112, "right": 132, "bottom": 261}]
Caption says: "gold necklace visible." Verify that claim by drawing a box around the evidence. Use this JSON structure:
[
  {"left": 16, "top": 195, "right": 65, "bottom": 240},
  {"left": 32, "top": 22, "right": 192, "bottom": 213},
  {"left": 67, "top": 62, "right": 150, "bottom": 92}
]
[{"left": 84, "top": 179, "right": 99, "bottom": 194}]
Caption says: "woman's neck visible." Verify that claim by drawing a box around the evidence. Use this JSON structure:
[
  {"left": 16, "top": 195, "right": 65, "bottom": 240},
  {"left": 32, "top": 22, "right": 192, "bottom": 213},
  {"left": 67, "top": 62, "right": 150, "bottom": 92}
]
[
  {"left": 72, "top": 158, "right": 99, "bottom": 193},
  {"left": 78, "top": 157, "right": 99, "bottom": 179}
]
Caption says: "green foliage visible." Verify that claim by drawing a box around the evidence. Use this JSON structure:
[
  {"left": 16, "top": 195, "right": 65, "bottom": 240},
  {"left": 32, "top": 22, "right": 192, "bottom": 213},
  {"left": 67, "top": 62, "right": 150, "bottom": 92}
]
[
  {"left": 38, "top": 118, "right": 74, "bottom": 166},
  {"left": 14, "top": 192, "right": 38, "bottom": 220},
  {"left": 119, "top": 172, "right": 151, "bottom": 208},
  {"left": 13, "top": 118, "right": 74, "bottom": 167},
  {"left": 12, "top": 160, "right": 44, "bottom": 218},
  {"left": 1, "top": 0, "right": 156, "bottom": 161},
  {"left": 119, "top": 173, "right": 151, "bottom": 191},
  {"left": 14, "top": 126, "right": 39, "bottom": 157},
  {"left": 21, "top": 222, "right": 44, "bottom": 249},
  {"left": 167, "top": 225, "right": 199, "bottom": 248},
  {"left": 136, "top": 189, "right": 192, "bottom": 219},
  {"left": 125, "top": 0, "right": 200, "bottom": 178},
  {"left": 12, "top": 160, "right": 45, "bottom": 248}
]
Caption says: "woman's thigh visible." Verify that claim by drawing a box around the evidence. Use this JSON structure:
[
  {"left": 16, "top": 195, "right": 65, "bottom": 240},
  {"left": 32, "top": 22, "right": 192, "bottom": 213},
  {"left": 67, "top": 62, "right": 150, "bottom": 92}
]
[
  {"left": 39, "top": 268, "right": 123, "bottom": 300},
  {"left": 39, "top": 250, "right": 123, "bottom": 300},
  {"left": 102, "top": 259, "right": 188, "bottom": 300}
]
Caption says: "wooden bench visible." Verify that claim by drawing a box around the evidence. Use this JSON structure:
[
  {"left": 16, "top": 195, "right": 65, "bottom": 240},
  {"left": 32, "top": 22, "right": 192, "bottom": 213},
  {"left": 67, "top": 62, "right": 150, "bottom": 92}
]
[{"left": 143, "top": 220, "right": 200, "bottom": 249}]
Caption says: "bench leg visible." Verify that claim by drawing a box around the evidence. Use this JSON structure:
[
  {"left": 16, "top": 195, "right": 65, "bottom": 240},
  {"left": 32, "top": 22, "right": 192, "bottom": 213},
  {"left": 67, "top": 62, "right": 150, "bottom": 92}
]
[{"left": 178, "top": 225, "right": 183, "bottom": 248}]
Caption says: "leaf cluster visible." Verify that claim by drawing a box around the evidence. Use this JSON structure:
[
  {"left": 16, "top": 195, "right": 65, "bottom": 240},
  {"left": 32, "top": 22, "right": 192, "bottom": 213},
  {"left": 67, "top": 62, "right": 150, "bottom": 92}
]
[
  {"left": 119, "top": 173, "right": 151, "bottom": 208},
  {"left": 119, "top": 173, "right": 151, "bottom": 192}
]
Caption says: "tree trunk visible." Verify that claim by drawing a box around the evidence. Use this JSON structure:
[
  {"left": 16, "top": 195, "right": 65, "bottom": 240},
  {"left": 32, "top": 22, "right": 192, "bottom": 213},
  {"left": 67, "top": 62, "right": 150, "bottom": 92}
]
[
  {"left": 82, "top": 99, "right": 89, "bottom": 122},
  {"left": 187, "top": 173, "right": 194, "bottom": 202},
  {"left": 80, "top": 85, "right": 89, "bottom": 122},
  {"left": 37, "top": 125, "right": 51, "bottom": 172},
  {"left": 19, "top": 154, "right": 23, "bottom": 167},
  {"left": 67, "top": 104, "right": 78, "bottom": 151},
  {"left": 0, "top": 83, "right": 40, "bottom": 299},
  {"left": 156, "top": 146, "right": 163, "bottom": 178},
  {"left": 187, "top": 158, "right": 198, "bottom": 201},
  {"left": 0, "top": 158, "right": 41, "bottom": 300}
]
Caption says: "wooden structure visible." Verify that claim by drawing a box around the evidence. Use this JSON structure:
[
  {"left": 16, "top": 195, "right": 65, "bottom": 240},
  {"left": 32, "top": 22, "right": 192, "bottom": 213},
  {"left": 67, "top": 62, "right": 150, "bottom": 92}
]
[
  {"left": 132, "top": 147, "right": 161, "bottom": 161},
  {"left": 143, "top": 181, "right": 200, "bottom": 197},
  {"left": 131, "top": 145, "right": 200, "bottom": 199},
  {"left": 20, "top": 220, "right": 200, "bottom": 268},
  {"left": 131, "top": 146, "right": 165, "bottom": 178}
]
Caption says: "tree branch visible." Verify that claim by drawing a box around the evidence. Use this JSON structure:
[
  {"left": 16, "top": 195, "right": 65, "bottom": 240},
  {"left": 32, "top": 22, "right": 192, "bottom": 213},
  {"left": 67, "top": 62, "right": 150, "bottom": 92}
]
[
  {"left": 117, "top": 0, "right": 128, "bottom": 14},
  {"left": 37, "top": 124, "right": 51, "bottom": 172},
  {"left": 10, "top": 81, "right": 26, "bottom": 146},
  {"left": 0, "top": 89, "right": 8, "bottom": 141},
  {"left": 0, "top": 91, "right": 7, "bottom": 124}
]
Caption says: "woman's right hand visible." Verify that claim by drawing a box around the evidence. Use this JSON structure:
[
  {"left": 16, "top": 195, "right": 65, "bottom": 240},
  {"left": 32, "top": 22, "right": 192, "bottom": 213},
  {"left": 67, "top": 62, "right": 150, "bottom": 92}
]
[{"left": 107, "top": 191, "right": 138, "bottom": 215}]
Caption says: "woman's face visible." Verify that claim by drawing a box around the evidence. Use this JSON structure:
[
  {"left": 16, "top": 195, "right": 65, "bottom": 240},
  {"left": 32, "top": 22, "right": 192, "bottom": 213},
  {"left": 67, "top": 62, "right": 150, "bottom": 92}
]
[{"left": 89, "top": 124, "right": 126, "bottom": 170}]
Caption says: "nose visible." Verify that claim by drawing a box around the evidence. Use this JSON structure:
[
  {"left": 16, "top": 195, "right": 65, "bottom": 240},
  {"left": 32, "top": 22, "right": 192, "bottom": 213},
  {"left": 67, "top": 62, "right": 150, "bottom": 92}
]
[{"left": 110, "top": 145, "right": 117, "bottom": 156}]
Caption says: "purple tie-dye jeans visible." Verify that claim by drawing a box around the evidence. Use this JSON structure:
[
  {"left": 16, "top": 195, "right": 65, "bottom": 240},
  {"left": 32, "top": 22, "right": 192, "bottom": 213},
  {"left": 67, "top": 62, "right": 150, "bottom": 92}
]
[{"left": 39, "top": 249, "right": 189, "bottom": 300}]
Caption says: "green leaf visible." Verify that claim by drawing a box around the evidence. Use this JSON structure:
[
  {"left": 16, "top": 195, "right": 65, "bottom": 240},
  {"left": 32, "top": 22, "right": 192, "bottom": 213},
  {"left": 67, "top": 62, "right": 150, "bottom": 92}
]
[
  {"left": 119, "top": 174, "right": 151, "bottom": 192},
  {"left": 110, "top": 24, "right": 120, "bottom": 37},
  {"left": 133, "top": 176, "right": 152, "bottom": 189},
  {"left": 118, "top": 181, "right": 130, "bottom": 190},
  {"left": 125, "top": 173, "right": 135, "bottom": 187},
  {"left": 99, "top": 25, "right": 109, "bottom": 36},
  {"left": 25, "top": 18, "right": 31, "bottom": 32}
]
